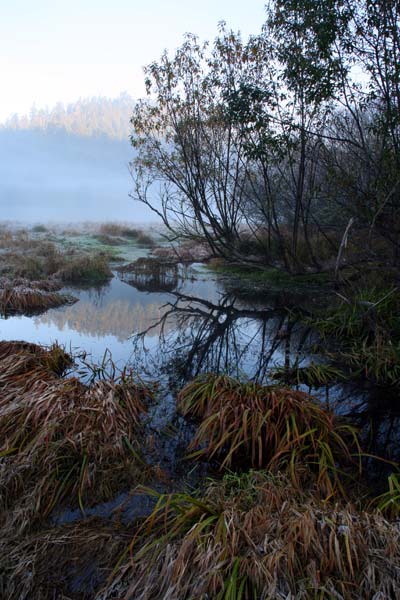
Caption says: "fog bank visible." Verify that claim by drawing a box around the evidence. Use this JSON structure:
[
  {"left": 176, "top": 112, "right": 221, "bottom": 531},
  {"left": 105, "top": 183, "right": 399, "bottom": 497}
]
[{"left": 0, "top": 129, "right": 158, "bottom": 223}]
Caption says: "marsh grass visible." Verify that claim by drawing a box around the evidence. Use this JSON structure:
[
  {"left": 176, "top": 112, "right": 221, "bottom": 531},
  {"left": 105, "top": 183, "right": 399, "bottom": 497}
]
[
  {"left": 308, "top": 287, "right": 400, "bottom": 387},
  {"left": 310, "top": 287, "right": 400, "bottom": 339},
  {"left": 0, "top": 285, "right": 76, "bottom": 316},
  {"left": 0, "top": 229, "right": 113, "bottom": 284},
  {"left": 55, "top": 254, "right": 113, "bottom": 284},
  {"left": 373, "top": 472, "right": 400, "bottom": 518},
  {"left": 178, "top": 374, "right": 361, "bottom": 498},
  {"left": 0, "top": 341, "right": 152, "bottom": 531},
  {"left": 98, "top": 223, "right": 155, "bottom": 246},
  {"left": 101, "top": 472, "right": 400, "bottom": 599},
  {"left": 270, "top": 362, "right": 346, "bottom": 387}
]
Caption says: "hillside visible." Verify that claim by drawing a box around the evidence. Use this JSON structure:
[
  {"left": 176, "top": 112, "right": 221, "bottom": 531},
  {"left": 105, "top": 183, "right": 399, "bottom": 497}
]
[
  {"left": 0, "top": 95, "right": 157, "bottom": 223},
  {"left": 1, "top": 93, "right": 135, "bottom": 140}
]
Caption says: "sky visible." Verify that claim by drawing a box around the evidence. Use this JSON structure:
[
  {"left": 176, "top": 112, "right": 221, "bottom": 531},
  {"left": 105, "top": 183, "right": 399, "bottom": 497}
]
[{"left": 0, "top": 0, "right": 267, "bottom": 122}]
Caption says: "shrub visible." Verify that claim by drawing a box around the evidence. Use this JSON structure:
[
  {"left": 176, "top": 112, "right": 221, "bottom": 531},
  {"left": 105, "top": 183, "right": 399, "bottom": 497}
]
[{"left": 32, "top": 224, "right": 48, "bottom": 233}]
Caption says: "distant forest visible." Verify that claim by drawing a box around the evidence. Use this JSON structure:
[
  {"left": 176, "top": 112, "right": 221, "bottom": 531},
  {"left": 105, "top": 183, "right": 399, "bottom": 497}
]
[
  {"left": 1, "top": 92, "right": 134, "bottom": 140},
  {"left": 0, "top": 93, "right": 150, "bottom": 222}
]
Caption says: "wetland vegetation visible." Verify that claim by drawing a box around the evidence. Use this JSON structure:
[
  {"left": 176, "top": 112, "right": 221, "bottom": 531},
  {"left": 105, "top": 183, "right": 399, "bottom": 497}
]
[
  {"left": 1, "top": 218, "right": 400, "bottom": 599},
  {"left": 2, "top": 0, "right": 400, "bottom": 597}
]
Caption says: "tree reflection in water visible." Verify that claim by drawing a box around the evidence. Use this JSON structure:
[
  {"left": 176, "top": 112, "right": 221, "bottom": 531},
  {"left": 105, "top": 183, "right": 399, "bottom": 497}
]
[
  {"left": 130, "top": 290, "right": 400, "bottom": 466},
  {"left": 130, "top": 291, "right": 313, "bottom": 387}
]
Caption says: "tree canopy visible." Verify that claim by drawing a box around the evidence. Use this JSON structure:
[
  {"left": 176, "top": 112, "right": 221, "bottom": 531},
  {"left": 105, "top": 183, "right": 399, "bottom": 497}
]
[{"left": 128, "top": 1, "right": 400, "bottom": 272}]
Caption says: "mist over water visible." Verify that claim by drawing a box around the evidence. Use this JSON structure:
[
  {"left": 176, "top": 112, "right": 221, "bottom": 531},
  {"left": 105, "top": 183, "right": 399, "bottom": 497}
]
[{"left": 0, "top": 128, "right": 157, "bottom": 223}]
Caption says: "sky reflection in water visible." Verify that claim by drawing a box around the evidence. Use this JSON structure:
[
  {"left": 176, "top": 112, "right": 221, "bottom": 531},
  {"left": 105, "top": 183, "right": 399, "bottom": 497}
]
[
  {"left": 0, "top": 266, "right": 304, "bottom": 382},
  {"left": 2, "top": 265, "right": 399, "bottom": 478}
]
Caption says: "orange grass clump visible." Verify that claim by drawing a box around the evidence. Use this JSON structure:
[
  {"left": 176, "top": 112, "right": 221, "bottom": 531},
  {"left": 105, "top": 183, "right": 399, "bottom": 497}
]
[
  {"left": 100, "top": 472, "right": 400, "bottom": 600},
  {"left": 0, "top": 341, "right": 152, "bottom": 531},
  {"left": 178, "top": 374, "right": 361, "bottom": 497},
  {"left": 0, "top": 285, "right": 76, "bottom": 316}
]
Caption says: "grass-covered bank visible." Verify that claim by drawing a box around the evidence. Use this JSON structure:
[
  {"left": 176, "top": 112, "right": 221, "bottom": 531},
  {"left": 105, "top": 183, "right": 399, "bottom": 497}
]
[
  {"left": 0, "top": 222, "right": 158, "bottom": 315},
  {"left": 0, "top": 342, "right": 399, "bottom": 598}
]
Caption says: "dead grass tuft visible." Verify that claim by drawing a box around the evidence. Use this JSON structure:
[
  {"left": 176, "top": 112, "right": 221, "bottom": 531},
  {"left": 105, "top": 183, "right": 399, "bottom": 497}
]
[
  {"left": 178, "top": 374, "right": 361, "bottom": 498},
  {"left": 0, "top": 284, "right": 76, "bottom": 316},
  {"left": 100, "top": 472, "right": 400, "bottom": 599},
  {"left": 0, "top": 342, "right": 152, "bottom": 532}
]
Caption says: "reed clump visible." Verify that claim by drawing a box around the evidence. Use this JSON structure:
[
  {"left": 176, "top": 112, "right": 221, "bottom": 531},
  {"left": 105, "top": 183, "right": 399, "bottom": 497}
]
[
  {"left": 0, "top": 341, "right": 152, "bottom": 531},
  {"left": 0, "top": 283, "right": 76, "bottom": 316},
  {"left": 55, "top": 254, "right": 113, "bottom": 284},
  {"left": 178, "top": 374, "right": 361, "bottom": 497},
  {"left": 101, "top": 471, "right": 400, "bottom": 599}
]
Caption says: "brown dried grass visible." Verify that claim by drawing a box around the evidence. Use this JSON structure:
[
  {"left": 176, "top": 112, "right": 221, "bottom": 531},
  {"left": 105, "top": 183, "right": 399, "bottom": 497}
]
[
  {"left": 0, "top": 285, "right": 76, "bottom": 316},
  {"left": 0, "top": 342, "right": 152, "bottom": 532},
  {"left": 101, "top": 472, "right": 400, "bottom": 600}
]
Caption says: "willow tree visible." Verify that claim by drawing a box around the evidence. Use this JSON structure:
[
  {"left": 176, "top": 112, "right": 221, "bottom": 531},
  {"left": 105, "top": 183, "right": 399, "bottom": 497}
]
[
  {"left": 130, "top": 29, "right": 263, "bottom": 261},
  {"left": 130, "top": 1, "right": 400, "bottom": 271},
  {"left": 129, "top": 25, "right": 326, "bottom": 269}
]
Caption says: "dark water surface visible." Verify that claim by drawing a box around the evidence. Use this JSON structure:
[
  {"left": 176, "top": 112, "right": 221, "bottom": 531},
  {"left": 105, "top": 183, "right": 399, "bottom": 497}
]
[{"left": 1, "top": 263, "right": 399, "bottom": 528}]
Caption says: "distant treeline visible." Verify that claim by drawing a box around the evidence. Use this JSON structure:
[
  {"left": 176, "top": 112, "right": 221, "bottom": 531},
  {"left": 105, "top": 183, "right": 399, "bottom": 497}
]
[{"left": 1, "top": 93, "right": 134, "bottom": 140}]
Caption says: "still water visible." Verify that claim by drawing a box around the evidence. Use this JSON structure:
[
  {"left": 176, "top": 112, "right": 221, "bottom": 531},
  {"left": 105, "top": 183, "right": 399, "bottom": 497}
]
[
  {"left": 0, "top": 265, "right": 307, "bottom": 383},
  {"left": 1, "top": 263, "right": 399, "bottom": 471}
]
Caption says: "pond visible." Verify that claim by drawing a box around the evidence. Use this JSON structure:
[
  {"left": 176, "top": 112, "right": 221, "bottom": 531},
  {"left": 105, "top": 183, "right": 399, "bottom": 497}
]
[
  {"left": 0, "top": 264, "right": 317, "bottom": 384},
  {"left": 1, "top": 261, "right": 399, "bottom": 503}
]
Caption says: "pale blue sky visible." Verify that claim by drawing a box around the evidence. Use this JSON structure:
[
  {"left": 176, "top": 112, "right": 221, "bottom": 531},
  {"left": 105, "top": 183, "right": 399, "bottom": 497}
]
[{"left": 0, "top": 0, "right": 267, "bottom": 121}]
